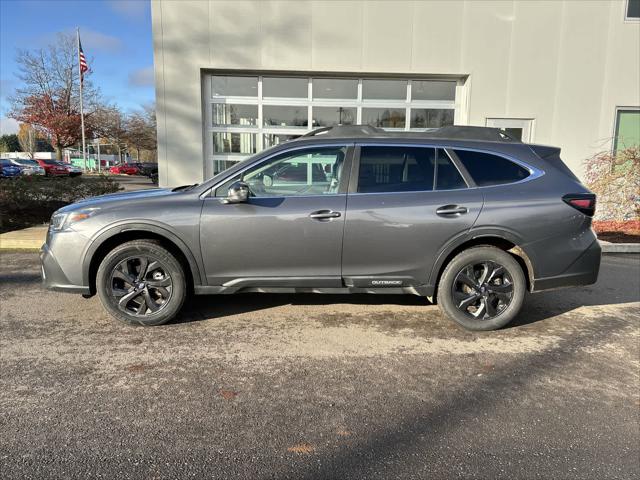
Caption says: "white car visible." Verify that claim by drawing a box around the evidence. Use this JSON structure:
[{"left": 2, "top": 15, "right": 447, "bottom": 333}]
[{"left": 9, "top": 158, "right": 45, "bottom": 176}]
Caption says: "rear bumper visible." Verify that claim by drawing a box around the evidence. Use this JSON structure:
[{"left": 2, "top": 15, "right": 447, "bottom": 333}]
[
  {"left": 533, "top": 239, "right": 601, "bottom": 292},
  {"left": 40, "top": 241, "right": 90, "bottom": 295}
]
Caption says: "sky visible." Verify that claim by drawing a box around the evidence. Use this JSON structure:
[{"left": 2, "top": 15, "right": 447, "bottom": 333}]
[{"left": 0, "top": 0, "right": 154, "bottom": 135}]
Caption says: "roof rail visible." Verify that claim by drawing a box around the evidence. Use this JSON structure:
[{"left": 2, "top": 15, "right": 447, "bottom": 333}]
[
  {"left": 420, "top": 125, "right": 518, "bottom": 142},
  {"left": 300, "top": 124, "right": 519, "bottom": 142},
  {"left": 301, "top": 125, "right": 385, "bottom": 138}
]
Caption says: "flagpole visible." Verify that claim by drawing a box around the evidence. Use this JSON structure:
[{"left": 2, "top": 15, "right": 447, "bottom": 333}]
[{"left": 77, "top": 27, "right": 87, "bottom": 171}]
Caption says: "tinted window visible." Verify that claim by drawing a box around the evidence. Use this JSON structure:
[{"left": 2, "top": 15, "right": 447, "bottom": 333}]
[
  {"left": 357, "top": 147, "right": 436, "bottom": 193},
  {"left": 435, "top": 151, "right": 467, "bottom": 190},
  {"left": 454, "top": 150, "right": 530, "bottom": 186}
]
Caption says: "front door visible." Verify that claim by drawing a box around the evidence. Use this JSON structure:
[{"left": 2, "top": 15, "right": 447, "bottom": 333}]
[
  {"left": 200, "top": 145, "right": 350, "bottom": 286},
  {"left": 342, "top": 145, "right": 483, "bottom": 287}
]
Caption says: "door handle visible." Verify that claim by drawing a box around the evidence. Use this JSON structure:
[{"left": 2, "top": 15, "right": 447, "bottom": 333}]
[
  {"left": 436, "top": 205, "right": 468, "bottom": 216},
  {"left": 309, "top": 210, "right": 342, "bottom": 220}
]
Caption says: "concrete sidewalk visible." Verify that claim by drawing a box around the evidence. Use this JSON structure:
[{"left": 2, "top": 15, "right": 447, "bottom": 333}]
[
  {"left": 0, "top": 224, "right": 638, "bottom": 253},
  {"left": 0, "top": 226, "right": 47, "bottom": 250}
]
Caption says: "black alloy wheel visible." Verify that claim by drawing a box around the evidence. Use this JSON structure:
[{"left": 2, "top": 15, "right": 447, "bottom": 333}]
[
  {"left": 452, "top": 261, "right": 514, "bottom": 320},
  {"left": 437, "top": 246, "right": 526, "bottom": 331},
  {"left": 110, "top": 256, "right": 174, "bottom": 317},
  {"left": 96, "top": 240, "right": 186, "bottom": 326}
]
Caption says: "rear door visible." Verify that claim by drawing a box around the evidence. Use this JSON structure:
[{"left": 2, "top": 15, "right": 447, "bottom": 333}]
[{"left": 341, "top": 145, "right": 483, "bottom": 288}]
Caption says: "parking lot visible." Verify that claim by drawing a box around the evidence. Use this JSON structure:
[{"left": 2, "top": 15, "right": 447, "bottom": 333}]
[{"left": 0, "top": 252, "right": 638, "bottom": 479}]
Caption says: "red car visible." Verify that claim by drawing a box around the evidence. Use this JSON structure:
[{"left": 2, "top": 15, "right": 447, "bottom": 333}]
[
  {"left": 37, "top": 159, "right": 70, "bottom": 176},
  {"left": 110, "top": 164, "right": 139, "bottom": 175}
]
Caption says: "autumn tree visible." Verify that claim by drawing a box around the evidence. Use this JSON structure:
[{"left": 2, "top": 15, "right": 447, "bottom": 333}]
[{"left": 9, "top": 33, "right": 100, "bottom": 160}]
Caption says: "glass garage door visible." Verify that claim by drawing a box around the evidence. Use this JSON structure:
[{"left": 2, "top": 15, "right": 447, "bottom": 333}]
[{"left": 204, "top": 74, "right": 460, "bottom": 175}]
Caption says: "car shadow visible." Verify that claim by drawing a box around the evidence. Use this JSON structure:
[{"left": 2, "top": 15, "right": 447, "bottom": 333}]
[{"left": 173, "top": 255, "right": 639, "bottom": 328}]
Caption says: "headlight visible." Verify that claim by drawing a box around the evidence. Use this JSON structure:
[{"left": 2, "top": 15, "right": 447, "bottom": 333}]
[{"left": 50, "top": 208, "right": 100, "bottom": 231}]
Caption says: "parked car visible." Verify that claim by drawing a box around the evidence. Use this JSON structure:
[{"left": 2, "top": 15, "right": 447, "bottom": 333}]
[
  {"left": 8, "top": 158, "right": 46, "bottom": 176},
  {"left": 56, "top": 162, "right": 83, "bottom": 177},
  {"left": 110, "top": 164, "right": 140, "bottom": 175},
  {"left": 37, "top": 159, "right": 70, "bottom": 176},
  {"left": 135, "top": 162, "right": 158, "bottom": 177},
  {"left": 41, "top": 125, "right": 601, "bottom": 330},
  {"left": 0, "top": 159, "right": 23, "bottom": 178}
]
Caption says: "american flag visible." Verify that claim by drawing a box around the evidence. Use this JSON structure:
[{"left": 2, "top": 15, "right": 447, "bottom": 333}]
[{"left": 78, "top": 38, "right": 88, "bottom": 81}]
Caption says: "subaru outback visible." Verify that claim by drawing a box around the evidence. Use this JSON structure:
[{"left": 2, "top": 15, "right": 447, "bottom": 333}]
[{"left": 40, "top": 125, "right": 601, "bottom": 331}]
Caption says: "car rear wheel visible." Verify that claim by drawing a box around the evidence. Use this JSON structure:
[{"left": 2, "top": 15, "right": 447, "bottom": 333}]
[
  {"left": 96, "top": 240, "right": 186, "bottom": 326},
  {"left": 437, "top": 246, "right": 526, "bottom": 331}
]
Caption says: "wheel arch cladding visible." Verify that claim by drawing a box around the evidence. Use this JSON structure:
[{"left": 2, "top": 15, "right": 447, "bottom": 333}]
[
  {"left": 85, "top": 229, "right": 201, "bottom": 296},
  {"left": 431, "top": 236, "right": 534, "bottom": 296}
]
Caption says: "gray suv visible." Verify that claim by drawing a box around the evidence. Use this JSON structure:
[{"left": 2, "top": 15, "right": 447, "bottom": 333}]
[{"left": 41, "top": 126, "right": 601, "bottom": 331}]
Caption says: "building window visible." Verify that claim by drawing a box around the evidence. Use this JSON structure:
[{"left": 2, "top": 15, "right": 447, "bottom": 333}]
[
  {"left": 212, "top": 104, "right": 258, "bottom": 127},
  {"left": 205, "top": 74, "right": 460, "bottom": 174},
  {"left": 362, "top": 108, "right": 406, "bottom": 129},
  {"left": 485, "top": 118, "right": 534, "bottom": 143},
  {"left": 614, "top": 109, "right": 640, "bottom": 153},
  {"left": 211, "top": 76, "right": 258, "bottom": 97},
  {"left": 626, "top": 0, "right": 640, "bottom": 20}
]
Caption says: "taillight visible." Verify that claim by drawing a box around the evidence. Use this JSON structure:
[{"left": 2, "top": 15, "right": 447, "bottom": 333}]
[{"left": 562, "top": 194, "right": 596, "bottom": 217}]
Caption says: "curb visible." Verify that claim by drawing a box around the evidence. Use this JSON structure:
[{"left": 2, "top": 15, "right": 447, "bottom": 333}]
[{"left": 599, "top": 241, "right": 640, "bottom": 254}]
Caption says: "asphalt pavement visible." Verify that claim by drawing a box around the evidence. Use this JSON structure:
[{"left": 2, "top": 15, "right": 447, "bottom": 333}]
[{"left": 0, "top": 252, "right": 638, "bottom": 479}]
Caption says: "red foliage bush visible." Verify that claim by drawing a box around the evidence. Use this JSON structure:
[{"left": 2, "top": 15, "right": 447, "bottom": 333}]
[{"left": 592, "top": 220, "right": 640, "bottom": 234}]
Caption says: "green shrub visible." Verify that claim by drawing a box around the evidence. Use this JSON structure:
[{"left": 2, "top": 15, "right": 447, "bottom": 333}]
[
  {"left": 0, "top": 175, "right": 122, "bottom": 208},
  {"left": 0, "top": 175, "right": 122, "bottom": 233}
]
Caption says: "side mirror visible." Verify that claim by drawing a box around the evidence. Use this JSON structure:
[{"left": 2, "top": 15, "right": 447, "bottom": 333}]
[{"left": 222, "top": 181, "right": 250, "bottom": 204}]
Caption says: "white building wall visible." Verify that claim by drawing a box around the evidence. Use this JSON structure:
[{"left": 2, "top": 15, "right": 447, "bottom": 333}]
[{"left": 152, "top": 0, "right": 640, "bottom": 187}]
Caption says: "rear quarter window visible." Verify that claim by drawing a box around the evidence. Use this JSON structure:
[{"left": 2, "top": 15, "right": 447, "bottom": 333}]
[{"left": 454, "top": 149, "right": 530, "bottom": 186}]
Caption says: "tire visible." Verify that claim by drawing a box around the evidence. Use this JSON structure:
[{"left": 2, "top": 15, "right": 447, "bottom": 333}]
[
  {"left": 96, "top": 240, "right": 186, "bottom": 326},
  {"left": 437, "top": 246, "right": 526, "bottom": 331}
]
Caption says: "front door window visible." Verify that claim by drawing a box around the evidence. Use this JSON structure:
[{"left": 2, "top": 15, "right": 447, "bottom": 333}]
[{"left": 242, "top": 146, "right": 347, "bottom": 197}]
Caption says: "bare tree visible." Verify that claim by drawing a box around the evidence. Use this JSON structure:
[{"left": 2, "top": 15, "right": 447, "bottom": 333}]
[
  {"left": 124, "top": 104, "right": 157, "bottom": 161},
  {"left": 93, "top": 105, "right": 128, "bottom": 163},
  {"left": 17, "top": 124, "right": 36, "bottom": 158}
]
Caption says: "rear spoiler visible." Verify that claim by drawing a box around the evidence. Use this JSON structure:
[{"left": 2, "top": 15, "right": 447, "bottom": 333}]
[
  {"left": 528, "top": 144, "right": 579, "bottom": 181},
  {"left": 529, "top": 144, "right": 561, "bottom": 159}
]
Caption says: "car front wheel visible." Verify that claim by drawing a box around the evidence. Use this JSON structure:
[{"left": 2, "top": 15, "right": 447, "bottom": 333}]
[
  {"left": 437, "top": 246, "right": 526, "bottom": 331},
  {"left": 96, "top": 240, "right": 186, "bottom": 326}
]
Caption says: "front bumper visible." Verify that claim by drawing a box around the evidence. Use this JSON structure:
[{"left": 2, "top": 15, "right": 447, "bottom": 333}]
[
  {"left": 40, "top": 231, "right": 91, "bottom": 294},
  {"left": 533, "top": 239, "right": 601, "bottom": 292}
]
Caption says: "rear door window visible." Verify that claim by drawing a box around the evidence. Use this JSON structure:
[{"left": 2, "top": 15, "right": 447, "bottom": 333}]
[
  {"left": 356, "top": 146, "right": 468, "bottom": 193},
  {"left": 357, "top": 146, "right": 436, "bottom": 193},
  {"left": 454, "top": 149, "right": 530, "bottom": 186},
  {"left": 435, "top": 150, "right": 467, "bottom": 190}
]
